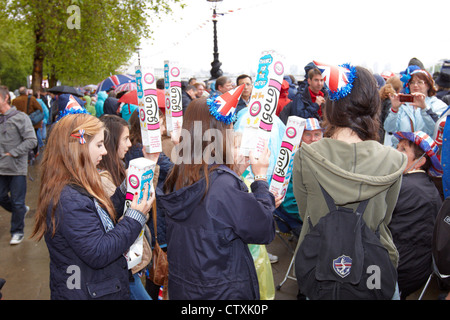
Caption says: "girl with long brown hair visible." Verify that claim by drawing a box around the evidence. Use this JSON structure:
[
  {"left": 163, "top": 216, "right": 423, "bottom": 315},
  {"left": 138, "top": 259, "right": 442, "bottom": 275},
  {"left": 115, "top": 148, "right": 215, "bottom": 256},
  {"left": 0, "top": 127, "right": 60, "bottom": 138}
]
[
  {"left": 32, "top": 113, "right": 153, "bottom": 300},
  {"left": 157, "top": 92, "right": 276, "bottom": 300},
  {"left": 97, "top": 114, "right": 131, "bottom": 196}
]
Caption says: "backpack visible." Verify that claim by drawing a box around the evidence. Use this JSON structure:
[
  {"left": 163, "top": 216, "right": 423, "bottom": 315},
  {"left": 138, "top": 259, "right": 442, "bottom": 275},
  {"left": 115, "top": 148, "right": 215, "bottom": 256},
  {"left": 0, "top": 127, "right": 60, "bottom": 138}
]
[
  {"left": 432, "top": 197, "right": 450, "bottom": 284},
  {"left": 26, "top": 95, "right": 44, "bottom": 125},
  {"left": 295, "top": 185, "right": 397, "bottom": 300}
]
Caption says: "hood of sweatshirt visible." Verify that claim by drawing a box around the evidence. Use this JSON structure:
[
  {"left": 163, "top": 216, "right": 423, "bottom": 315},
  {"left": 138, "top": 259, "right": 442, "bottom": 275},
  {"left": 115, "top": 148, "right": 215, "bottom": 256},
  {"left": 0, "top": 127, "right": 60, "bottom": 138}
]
[
  {"left": 300, "top": 138, "right": 407, "bottom": 206},
  {"left": 158, "top": 176, "right": 207, "bottom": 221}
]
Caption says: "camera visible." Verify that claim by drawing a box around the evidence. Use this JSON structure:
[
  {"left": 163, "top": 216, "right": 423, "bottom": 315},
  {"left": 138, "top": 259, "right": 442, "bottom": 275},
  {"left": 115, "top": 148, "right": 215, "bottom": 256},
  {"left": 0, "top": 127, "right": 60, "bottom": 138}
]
[{"left": 398, "top": 93, "right": 414, "bottom": 103}]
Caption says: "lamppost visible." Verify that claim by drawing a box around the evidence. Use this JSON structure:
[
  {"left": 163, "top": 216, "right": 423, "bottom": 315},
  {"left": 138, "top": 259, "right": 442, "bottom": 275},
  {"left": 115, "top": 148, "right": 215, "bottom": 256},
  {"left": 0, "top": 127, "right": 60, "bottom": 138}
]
[{"left": 207, "top": 0, "right": 223, "bottom": 80}]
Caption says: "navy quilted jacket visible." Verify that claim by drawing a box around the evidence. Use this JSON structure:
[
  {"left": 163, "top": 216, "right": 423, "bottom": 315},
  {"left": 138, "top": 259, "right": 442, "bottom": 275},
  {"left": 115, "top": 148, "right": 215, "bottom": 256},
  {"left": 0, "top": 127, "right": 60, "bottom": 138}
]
[
  {"left": 44, "top": 184, "right": 146, "bottom": 300},
  {"left": 158, "top": 165, "right": 276, "bottom": 300}
]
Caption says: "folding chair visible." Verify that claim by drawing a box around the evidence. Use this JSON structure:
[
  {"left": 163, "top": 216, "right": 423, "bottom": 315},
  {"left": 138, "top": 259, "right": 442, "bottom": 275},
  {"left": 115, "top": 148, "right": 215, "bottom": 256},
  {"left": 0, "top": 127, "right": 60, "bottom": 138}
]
[
  {"left": 419, "top": 196, "right": 450, "bottom": 299},
  {"left": 418, "top": 258, "right": 450, "bottom": 300},
  {"left": 273, "top": 206, "right": 302, "bottom": 290}
]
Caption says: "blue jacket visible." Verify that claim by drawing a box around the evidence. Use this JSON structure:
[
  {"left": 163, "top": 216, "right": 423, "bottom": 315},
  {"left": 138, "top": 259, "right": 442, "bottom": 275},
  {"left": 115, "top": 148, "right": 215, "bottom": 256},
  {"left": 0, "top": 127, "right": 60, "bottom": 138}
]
[
  {"left": 158, "top": 165, "right": 276, "bottom": 299},
  {"left": 384, "top": 96, "right": 448, "bottom": 144},
  {"left": 95, "top": 92, "right": 108, "bottom": 117},
  {"left": 120, "top": 103, "right": 138, "bottom": 122},
  {"left": 44, "top": 184, "right": 146, "bottom": 300}
]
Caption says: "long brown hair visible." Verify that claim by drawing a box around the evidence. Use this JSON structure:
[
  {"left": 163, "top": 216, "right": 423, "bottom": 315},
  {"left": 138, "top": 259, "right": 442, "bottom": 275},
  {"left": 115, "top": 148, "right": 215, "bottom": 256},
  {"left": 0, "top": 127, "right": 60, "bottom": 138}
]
[
  {"left": 323, "top": 66, "right": 381, "bottom": 141},
  {"left": 98, "top": 114, "right": 128, "bottom": 186},
  {"left": 31, "top": 114, "right": 116, "bottom": 240},
  {"left": 129, "top": 110, "right": 142, "bottom": 145},
  {"left": 164, "top": 97, "right": 233, "bottom": 193}
]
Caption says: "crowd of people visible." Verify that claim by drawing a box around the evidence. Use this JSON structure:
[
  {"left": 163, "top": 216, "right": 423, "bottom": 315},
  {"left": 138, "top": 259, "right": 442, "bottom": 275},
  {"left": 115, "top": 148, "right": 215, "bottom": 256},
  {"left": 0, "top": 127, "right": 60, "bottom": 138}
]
[{"left": 0, "top": 56, "right": 450, "bottom": 300}]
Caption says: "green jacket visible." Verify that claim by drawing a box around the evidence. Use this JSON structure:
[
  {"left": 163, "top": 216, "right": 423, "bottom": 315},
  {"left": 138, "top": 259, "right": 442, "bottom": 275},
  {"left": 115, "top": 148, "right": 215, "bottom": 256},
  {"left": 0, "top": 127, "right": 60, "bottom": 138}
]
[{"left": 292, "top": 138, "right": 407, "bottom": 267}]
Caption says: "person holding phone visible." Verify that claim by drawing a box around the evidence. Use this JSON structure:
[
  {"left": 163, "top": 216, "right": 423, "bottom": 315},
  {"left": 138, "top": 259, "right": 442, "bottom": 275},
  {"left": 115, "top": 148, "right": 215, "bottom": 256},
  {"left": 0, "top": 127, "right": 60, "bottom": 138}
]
[
  {"left": 384, "top": 69, "right": 447, "bottom": 145},
  {"left": 32, "top": 113, "right": 154, "bottom": 300}
]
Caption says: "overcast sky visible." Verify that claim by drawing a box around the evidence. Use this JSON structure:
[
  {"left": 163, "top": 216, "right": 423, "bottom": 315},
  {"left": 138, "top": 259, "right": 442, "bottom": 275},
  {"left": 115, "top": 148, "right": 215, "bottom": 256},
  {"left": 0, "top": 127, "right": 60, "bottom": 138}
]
[{"left": 126, "top": 0, "right": 449, "bottom": 81}]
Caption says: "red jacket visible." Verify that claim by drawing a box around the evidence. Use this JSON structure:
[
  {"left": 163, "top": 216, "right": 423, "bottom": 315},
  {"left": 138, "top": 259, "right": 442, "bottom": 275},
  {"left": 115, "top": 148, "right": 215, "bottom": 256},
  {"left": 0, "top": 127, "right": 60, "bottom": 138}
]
[{"left": 276, "top": 80, "right": 291, "bottom": 116}]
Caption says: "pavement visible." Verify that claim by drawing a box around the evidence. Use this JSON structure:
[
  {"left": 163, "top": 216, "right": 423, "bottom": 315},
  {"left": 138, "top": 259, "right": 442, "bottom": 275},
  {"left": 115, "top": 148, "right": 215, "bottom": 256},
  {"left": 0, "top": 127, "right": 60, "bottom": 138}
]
[{"left": 0, "top": 156, "right": 447, "bottom": 300}]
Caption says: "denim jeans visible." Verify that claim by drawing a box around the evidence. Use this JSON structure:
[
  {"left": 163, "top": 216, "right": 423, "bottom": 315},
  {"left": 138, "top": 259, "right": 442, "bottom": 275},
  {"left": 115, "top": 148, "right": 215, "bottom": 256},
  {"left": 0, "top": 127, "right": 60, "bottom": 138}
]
[
  {"left": 129, "top": 272, "right": 152, "bottom": 300},
  {"left": 0, "top": 175, "right": 27, "bottom": 235},
  {"left": 36, "top": 128, "right": 44, "bottom": 148}
]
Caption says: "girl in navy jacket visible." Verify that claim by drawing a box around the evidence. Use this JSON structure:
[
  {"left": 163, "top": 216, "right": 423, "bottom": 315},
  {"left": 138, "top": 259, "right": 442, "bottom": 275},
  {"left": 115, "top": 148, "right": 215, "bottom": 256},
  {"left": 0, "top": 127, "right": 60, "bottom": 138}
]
[
  {"left": 32, "top": 113, "right": 154, "bottom": 299},
  {"left": 159, "top": 95, "right": 276, "bottom": 300}
]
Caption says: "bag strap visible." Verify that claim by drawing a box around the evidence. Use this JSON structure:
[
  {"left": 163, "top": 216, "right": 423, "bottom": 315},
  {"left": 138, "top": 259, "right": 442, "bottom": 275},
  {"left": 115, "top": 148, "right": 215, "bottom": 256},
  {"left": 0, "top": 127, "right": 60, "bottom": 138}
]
[
  {"left": 319, "top": 184, "right": 338, "bottom": 212},
  {"left": 319, "top": 184, "right": 369, "bottom": 216},
  {"left": 26, "top": 95, "right": 31, "bottom": 114},
  {"left": 152, "top": 199, "right": 158, "bottom": 240}
]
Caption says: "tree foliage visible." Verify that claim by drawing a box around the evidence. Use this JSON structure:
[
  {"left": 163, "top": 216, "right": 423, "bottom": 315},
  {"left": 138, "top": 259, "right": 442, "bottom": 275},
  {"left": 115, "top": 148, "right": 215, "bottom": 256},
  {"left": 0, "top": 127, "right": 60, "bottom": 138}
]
[
  {"left": 4, "top": 0, "right": 184, "bottom": 90},
  {"left": 0, "top": 0, "right": 34, "bottom": 90}
]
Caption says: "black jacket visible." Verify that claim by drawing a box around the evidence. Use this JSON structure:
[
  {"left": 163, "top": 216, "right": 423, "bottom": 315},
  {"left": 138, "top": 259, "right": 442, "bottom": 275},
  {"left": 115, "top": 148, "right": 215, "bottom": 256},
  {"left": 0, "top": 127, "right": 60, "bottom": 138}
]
[
  {"left": 279, "top": 84, "right": 326, "bottom": 124},
  {"left": 388, "top": 172, "right": 442, "bottom": 298}
]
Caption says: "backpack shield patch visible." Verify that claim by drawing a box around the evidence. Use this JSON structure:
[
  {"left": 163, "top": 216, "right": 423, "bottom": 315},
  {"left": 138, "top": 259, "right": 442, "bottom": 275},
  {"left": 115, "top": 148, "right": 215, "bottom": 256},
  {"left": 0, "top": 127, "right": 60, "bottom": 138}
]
[{"left": 333, "top": 255, "right": 352, "bottom": 278}]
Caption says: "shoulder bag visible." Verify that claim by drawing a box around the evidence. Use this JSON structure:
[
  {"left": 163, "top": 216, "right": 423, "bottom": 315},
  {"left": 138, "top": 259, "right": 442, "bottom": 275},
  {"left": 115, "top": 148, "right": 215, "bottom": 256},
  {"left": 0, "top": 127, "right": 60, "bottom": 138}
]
[
  {"left": 26, "top": 95, "right": 44, "bottom": 125},
  {"left": 148, "top": 200, "right": 169, "bottom": 287}
]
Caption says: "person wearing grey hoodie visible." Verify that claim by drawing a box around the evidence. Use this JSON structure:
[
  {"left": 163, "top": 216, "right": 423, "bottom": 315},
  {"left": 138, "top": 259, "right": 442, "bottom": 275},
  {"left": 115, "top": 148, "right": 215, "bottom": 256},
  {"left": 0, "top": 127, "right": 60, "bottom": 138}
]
[
  {"left": 292, "top": 65, "right": 407, "bottom": 299},
  {"left": 0, "top": 86, "right": 37, "bottom": 244}
]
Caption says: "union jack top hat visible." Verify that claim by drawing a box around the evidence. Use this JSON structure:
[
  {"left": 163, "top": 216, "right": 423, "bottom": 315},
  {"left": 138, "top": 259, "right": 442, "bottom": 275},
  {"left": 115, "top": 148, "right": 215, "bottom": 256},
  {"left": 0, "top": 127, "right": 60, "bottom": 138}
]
[
  {"left": 313, "top": 61, "right": 357, "bottom": 101},
  {"left": 207, "top": 84, "right": 245, "bottom": 125},
  {"left": 393, "top": 131, "right": 443, "bottom": 177},
  {"left": 56, "top": 94, "right": 90, "bottom": 121}
]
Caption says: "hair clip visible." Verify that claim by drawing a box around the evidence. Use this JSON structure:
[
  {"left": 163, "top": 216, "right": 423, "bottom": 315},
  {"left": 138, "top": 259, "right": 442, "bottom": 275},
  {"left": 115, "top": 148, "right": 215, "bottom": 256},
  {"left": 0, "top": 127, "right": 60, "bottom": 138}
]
[
  {"left": 71, "top": 129, "right": 86, "bottom": 144},
  {"left": 399, "top": 65, "right": 421, "bottom": 94}
]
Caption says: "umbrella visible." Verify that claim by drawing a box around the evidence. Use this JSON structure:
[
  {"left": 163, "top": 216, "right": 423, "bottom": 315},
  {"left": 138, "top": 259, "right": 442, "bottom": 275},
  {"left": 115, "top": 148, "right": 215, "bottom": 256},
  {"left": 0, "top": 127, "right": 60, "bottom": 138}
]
[
  {"left": 114, "top": 82, "right": 137, "bottom": 93},
  {"left": 83, "top": 84, "right": 98, "bottom": 93},
  {"left": 97, "top": 74, "right": 135, "bottom": 93},
  {"left": 118, "top": 90, "right": 138, "bottom": 105},
  {"left": 48, "top": 85, "right": 84, "bottom": 97}
]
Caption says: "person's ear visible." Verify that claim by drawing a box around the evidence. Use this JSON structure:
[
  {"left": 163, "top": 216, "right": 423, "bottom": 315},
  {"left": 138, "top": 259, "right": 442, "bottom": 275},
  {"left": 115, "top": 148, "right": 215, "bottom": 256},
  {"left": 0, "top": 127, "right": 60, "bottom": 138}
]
[{"left": 416, "top": 155, "right": 426, "bottom": 170}]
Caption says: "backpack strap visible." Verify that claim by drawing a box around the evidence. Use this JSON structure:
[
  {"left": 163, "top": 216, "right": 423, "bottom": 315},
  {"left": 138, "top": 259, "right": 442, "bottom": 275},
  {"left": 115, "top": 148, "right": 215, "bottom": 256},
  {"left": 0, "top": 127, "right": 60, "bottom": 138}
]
[
  {"left": 319, "top": 184, "right": 369, "bottom": 216},
  {"left": 355, "top": 198, "right": 369, "bottom": 215},
  {"left": 319, "top": 184, "right": 338, "bottom": 212}
]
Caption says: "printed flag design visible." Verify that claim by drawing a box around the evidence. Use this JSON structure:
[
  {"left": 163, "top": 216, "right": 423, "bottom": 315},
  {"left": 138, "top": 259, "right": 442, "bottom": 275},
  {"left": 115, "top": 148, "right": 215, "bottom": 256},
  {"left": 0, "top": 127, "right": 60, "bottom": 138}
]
[
  {"left": 313, "top": 61, "right": 357, "bottom": 100},
  {"left": 208, "top": 84, "right": 245, "bottom": 124},
  {"left": 313, "top": 61, "right": 349, "bottom": 93}
]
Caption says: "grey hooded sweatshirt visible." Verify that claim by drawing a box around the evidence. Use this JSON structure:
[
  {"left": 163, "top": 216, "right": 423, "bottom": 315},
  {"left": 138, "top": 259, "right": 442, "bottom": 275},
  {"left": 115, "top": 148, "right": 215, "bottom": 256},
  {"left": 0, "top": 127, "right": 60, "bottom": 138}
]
[{"left": 0, "top": 106, "right": 37, "bottom": 176}]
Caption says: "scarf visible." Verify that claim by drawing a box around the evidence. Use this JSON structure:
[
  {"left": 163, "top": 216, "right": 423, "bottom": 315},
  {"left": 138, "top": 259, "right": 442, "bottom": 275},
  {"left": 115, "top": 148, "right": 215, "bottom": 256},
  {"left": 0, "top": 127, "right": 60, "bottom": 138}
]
[{"left": 309, "top": 88, "right": 324, "bottom": 117}]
